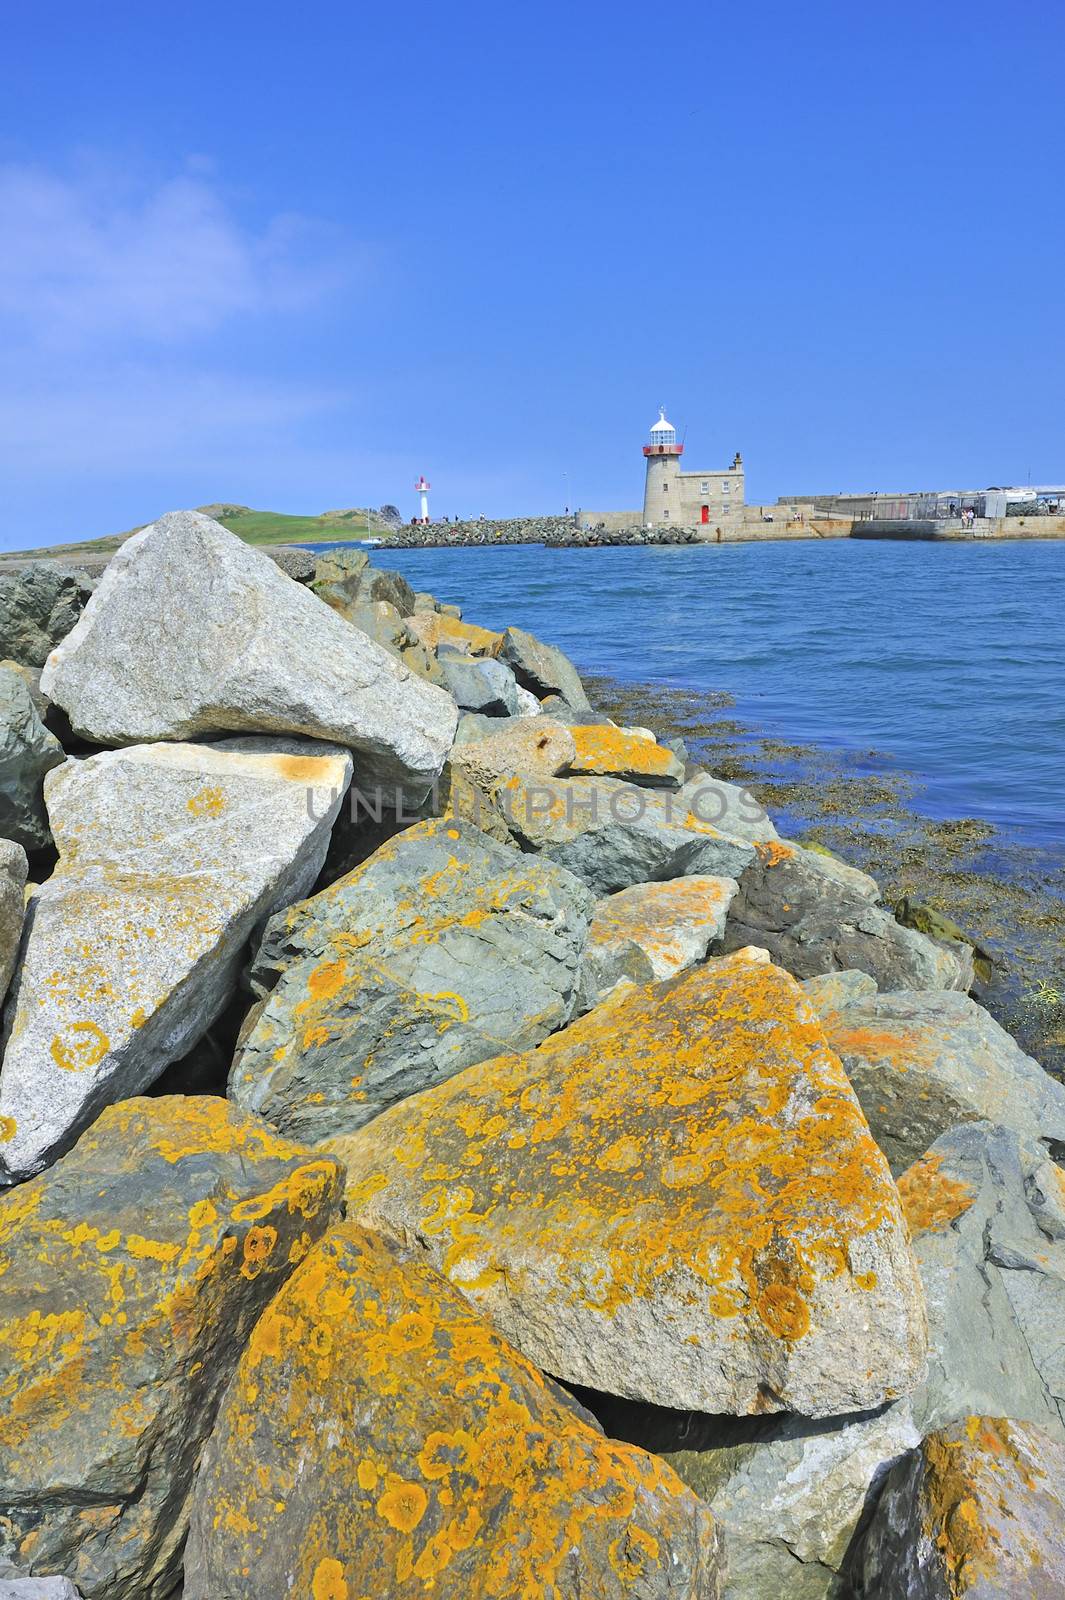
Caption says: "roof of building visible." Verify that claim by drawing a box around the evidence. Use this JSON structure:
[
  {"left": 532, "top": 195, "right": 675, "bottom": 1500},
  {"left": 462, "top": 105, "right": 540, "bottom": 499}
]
[{"left": 650, "top": 408, "right": 675, "bottom": 434}]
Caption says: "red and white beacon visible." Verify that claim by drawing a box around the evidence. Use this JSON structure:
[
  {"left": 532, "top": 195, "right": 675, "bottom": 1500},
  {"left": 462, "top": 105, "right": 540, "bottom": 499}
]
[{"left": 414, "top": 476, "right": 431, "bottom": 525}]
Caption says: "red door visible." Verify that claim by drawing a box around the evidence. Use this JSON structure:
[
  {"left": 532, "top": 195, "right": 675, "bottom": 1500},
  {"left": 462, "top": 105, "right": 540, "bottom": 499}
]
[{"left": 701, "top": 505, "right": 710, "bottom": 524}]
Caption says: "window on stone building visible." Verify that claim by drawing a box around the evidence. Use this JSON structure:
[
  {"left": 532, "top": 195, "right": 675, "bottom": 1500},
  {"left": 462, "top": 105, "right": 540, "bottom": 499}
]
[
  {"left": 663, "top": 509, "right": 669, "bottom": 519},
  {"left": 701, "top": 481, "right": 709, "bottom": 493}
]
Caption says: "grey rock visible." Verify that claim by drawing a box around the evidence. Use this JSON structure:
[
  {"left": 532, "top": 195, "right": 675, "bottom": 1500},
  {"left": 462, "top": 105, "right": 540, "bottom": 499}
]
[
  {"left": 0, "top": 1582, "right": 83, "bottom": 1598},
  {"left": 497, "top": 772, "right": 756, "bottom": 894},
  {"left": 721, "top": 845, "right": 969, "bottom": 992},
  {"left": 230, "top": 816, "right": 594, "bottom": 1142},
  {"left": 264, "top": 546, "right": 316, "bottom": 583},
  {"left": 497, "top": 624, "right": 591, "bottom": 708},
  {"left": 0, "top": 565, "right": 94, "bottom": 668},
  {"left": 0, "top": 1095, "right": 342, "bottom": 1600},
  {"left": 0, "top": 667, "right": 65, "bottom": 850},
  {"left": 448, "top": 718, "right": 576, "bottom": 788},
  {"left": 412, "top": 589, "right": 438, "bottom": 611},
  {"left": 0, "top": 839, "right": 27, "bottom": 1007},
  {"left": 538, "top": 694, "right": 613, "bottom": 726},
  {"left": 854, "top": 1415, "right": 1065, "bottom": 1598},
  {"left": 0, "top": 738, "right": 351, "bottom": 1181},
  {"left": 40, "top": 511, "right": 457, "bottom": 802},
  {"left": 678, "top": 769, "right": 780, "bottom": 844},
  {"left": 895, "top": 1121, "right": 1065, "bottom": 1441},
  {"left": 582, "top": 875, "right": 739, "bottom": 988},
  {"left": 661, "top": 1403, "right": 919, "bottom": 1600},
  {"left": 439, "top": 654, "right": 521, "bottom": 716},
  {"left": 825, "top": 990, "right": 1065, "bottom": 1174},
  {"left": 801, "top": 969, "right": 879, "bottom": 1017},
  {"left": 515, "top": 684, "right": 542, "bottom": 716},
  {"left": 330, "top": 598, "right": 446, "bottom": 687}
]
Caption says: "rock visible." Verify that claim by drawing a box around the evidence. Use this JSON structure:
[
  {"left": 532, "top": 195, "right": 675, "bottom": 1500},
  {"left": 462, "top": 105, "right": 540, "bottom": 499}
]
[
  {"left": 412, "top": 589, "right": 438, "bottom": 611},
  {"left": 538, "top": 694, "right": 614, "bottom": 726},
  {"left": 333, "top": 959, "right": 928, "bottom": 1417},
  {"left": 599, "top": 1399, "right": 917, "bottom": 1600},
  {"left": 515, "top": 684, "right": 542, "bottom": 716},
  {"left": 0, "top": 667, "right": 65, "bottom": 851},
  {"left": 800, "top": 969, "right": 879, "bottom": 1017},
  {"left": 895, "top": 896, "right": 993, "bottom": 986},
  {"left": 0, "top": 1582, "right": 83, "bottom": 1598},
  {"left": 896, "top": 1121, "right": 1065, "bottom": 1440},
  {"left": 566, "top": 724, "right": 685, "bottom": 787},
  {"left": 789, "top": 842, "right": 880, "bottom": 901},
  {"left": 184, "top": 1222, "right": 723, "bottom": 1600},
  {"left": 677, "top": 770, "right": 781, "bottom": 844},
  {"left": 0, "top": 737, "right": 351, "bottom": 1181},
  {"left": 438, "top": 654, "right": 520, "bottom": 716},
  {"left": 311, "top": 545, "right": 369, "bottom": 592},
  {"left": 0, "top": 1096, "right": 343, "bottom": 1600},
  {"left": 0, "top": 565, "right": 94, "bottom": 669},
  {"left": 326, "top": 598, "right": 446, "bottom": 687},
  {"left": 39, "top": 511, "right": 457, "bottom": 801},
  {"left": 264, "top": 546, "right": 316, "bottom": 583},
  {"left": 407, "top": 611, "right": 501, "bottom": 658},
  {"left": 583, "top": 876, "right": 738, "bottom": 984},
  {"left": 449, "top": 717, "right": 575, "bottom": 788},
  {"left": 378, "top": 502, "right": 403, "bottom": 527},
  {"left": 0, "top": 840, "right": 27, "bottom": 1008},
  {"left": 496, "top": 772, "right": 757, "bottom": 894},
  {"left": 230, "top": 817, "right": 593, "bottom": 1143},
  {"left": 855, "top": 1416, "right": 1065, "bottom": 1598},
  {"left": 0, "top": 663, "right": 51, "bottom": 726},
  {"left": 439, "top": 601, "right": 462, "bottom": 619},
  {"left": 824, "top": 990, "right": 1065, "bottom": 1174},
  {"left": 496, "top": 624, "right": 591, "bottom": 708},
  {"left": 313, "top": 553, "right": 416, "bottom": 617},
  {"left": 721, "top": 844, "right": 970, "bottom": 992}
]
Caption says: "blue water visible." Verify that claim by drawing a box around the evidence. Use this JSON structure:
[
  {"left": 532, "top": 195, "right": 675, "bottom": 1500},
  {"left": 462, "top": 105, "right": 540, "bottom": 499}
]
[{"left": 312, "top": 539, "right": 1065, "bottom": 849}]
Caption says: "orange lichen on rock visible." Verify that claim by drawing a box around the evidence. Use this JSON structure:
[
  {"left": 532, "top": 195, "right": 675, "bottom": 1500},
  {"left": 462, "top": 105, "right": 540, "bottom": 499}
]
[
  {"left": 585, "top": 875, "right": 736, "bottom": 980},
  {"left": 896, "top": 1152, "right": 977, "bottom": 1238},
  {"left": 408, "top": 611, "right": 502, "bottom": 658},
  {"left": 0, "top": 1095, "right": 343, "bottom": 1600},
  {"left": 329, "top": 959, "right": 928, "bottom": 1417},
  {"left": 182, "top": 1223, "right": 722, "bottom": 1600},
  {"left": 566, "top": 725, "right": 683, "bottom": 786}
]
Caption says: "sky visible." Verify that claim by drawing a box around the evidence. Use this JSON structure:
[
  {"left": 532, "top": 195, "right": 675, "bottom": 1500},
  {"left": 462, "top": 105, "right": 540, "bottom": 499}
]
[{"left": 1, "top": 0, "right": 1063, "bottom": 547}]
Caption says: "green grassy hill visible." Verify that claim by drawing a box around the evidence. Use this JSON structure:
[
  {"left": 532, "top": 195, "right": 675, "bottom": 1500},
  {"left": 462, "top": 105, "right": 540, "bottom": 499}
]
[{"left": 9, "top": 504, "right": 397, "bottom": 561}]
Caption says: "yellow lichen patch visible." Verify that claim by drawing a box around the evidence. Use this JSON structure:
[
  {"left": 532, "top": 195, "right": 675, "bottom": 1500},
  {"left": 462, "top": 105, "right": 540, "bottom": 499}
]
[
  {"left": 330, "top": 959, "right": 924, "bottom": 1415},
  {"left": 896, "top": 1152, "right": 977, "bottom": 1238},
  {"left": 187, "top": 785, "right": 226, "bottom": 817},
  {"left": 409, "top": 612, "right": 502, "bottom": 658},
  {"left": 49, "top": 1020, "right": 110, "bottom": 1073},
  {"left": 586, "top": 876, "right": 734, "bottom": 980},
  {"left": 0, "top": 1115, "right": 16, "bottom": 1143},
  {"left": 566, "top": 725, "right": 680, "bottom": 784},
  {"left": 183, "top": 1223, "right": 717, "bottom": 1598},
  {"left": 755, "top": 840, "right": 795, "bottom": 868}
]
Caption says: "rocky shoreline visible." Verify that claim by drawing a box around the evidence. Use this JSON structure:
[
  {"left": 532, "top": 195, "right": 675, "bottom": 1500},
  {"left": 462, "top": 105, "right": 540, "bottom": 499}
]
[{"left": 0, "top": 510, "right": 1063, "bottom": 1597}]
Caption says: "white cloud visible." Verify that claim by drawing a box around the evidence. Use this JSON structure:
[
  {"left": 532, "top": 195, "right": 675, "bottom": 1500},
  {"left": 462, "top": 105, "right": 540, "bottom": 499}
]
[{"left": 0, "top": 162, "right": 349, "bottom": 347}]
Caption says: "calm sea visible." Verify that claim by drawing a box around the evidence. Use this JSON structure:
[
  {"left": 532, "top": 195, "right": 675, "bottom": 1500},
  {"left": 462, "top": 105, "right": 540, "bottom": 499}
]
[{"left": 309, "top": 539, "right": 1065, "bottom": 851}]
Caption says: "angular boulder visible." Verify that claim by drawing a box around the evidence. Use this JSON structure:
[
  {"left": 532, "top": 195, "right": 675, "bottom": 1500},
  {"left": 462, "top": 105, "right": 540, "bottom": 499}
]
[
  {"left": 567, "top": 724, "right": 685, "bottom": 787},
  {"left": 855, "top": 1416, "right": 1065, "bottom": 1598},
  {"left": 0, "top": 841, "right": 27, "bottom": 1008},
  {"left": 184, "top": 1223, "right": 723, "bottom": 1600},
  {"left": 438, "top": 654, "right": 520, "bottom": 715},
  {"left": 333, "top": 959, "right": 928, "bottom": 1416},
  {"left": 496, "top": 772, "right": 756, "bottom": 893},
  {"left": 677, "top": 768, "right": 781, "bottom": 844},
  {"left": 800, "top": 968, "right": 879, "bottom": 1018},
  {"left": 824, "top": 989, "right": 1065, "bottom": 1173},
  {"left": 449, "top": 717, "right": 576, "bottom": 788},
  {"left": 583, "top": 875, "right": 738, "bottom": 983},
  {"left": 721, "top": 844, "right": 970, "bottom": 992},
  {"left": 0, "top": 667, "right": 65, "bottom": 851},
  {"left": 0, "top": 1096, "right": 343, "bottom": 1600},
  {"left": 0, "top": 1582, "right": 83, "bottom": 1598},
  {"left": 497, "top": 623, "right": 591, "bottom": 708},
  {"left": 0, "top": 737, "right": 351, "bottom": 1181},
  {"left": 407, "top": 610, "right": 501, "bottom": 658},
  {"left": 896, "top": 1121, "right": 1065, "bottom": 1441},
  {"left": 230, "top": 818, "right": 594, "bottom": 1143},
  {"left": 0, "top": 565, "right": 94, "bottom": 669},
  {"left": 325, "top": 598, "right": 446, "bottom": 687},
  {"left": 39, "top": 511, "right": 457, "bottom": 800}
]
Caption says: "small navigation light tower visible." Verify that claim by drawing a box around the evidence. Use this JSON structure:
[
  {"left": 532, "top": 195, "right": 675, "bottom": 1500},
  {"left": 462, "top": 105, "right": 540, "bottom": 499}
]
[
  {"left": 642, "top": 407, "right": 683, "bottom": 527},
  {"left": 414, "top": 475, "right": 431, "bottom": 524}
]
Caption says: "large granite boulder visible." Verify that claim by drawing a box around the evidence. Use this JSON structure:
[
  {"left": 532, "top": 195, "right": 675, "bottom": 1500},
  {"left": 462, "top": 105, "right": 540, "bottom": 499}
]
[
  {"left": 230, "top": 817, "right": 593, "bottom": 1143},
  {"left": 332, "top": 958, "right": 928, "bottom": 1417},
  {"left": 0, "top": 841, "right": 27, "bottom": 1009},
  {"left": 0, "top": 565, "right": 94, "bottom": 669},
  {"left": 184, "top": 1223, "right": 723, "bottom": 1600},
  {"left": 39, "top": 511, "right": 457, "bottom": 801},
  {"left": 0, "top": 738, "right": 351, "bottom": 1181},
  {"left": 438, "top": 654, "right": 520, "bottom": 715},
  {"left": 677, "top": 769, "right": 781, "bottom": 844},
  {"left": 721, "top": 844, "right": 970, "bottom": 992},
  {"left": 566, "top": 724, "right": 685, "bottom": 787},
  {"left": 496, "top": 772, "right": 756, "bottom": 893},
  {"left": 497, "top": 623, "right": 591, "bottom": 708},
  {"left": 824, "top": 989, "right": 1065, "bottom": 1173},
  {"left": 0, "top": 1096, "right": 343, "bottom": 1600},
  {"left": 855, "top": 1416, "right": 1065, "bottom": 1598},
  {"left": 0, "top": 667, "right": 64, "bottom": 851},
  {"left": 582, "top": 875, "right": 738, "bottom": 995},
  {"left": 896, "top": 1121, "right": 1065, "bottom": 1441}
]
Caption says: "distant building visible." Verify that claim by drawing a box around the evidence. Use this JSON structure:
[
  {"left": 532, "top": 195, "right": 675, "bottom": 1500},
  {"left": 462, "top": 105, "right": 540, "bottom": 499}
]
[
  {"left": 578, "top": 409, "right": 745, "bottom": 534},
  {"left": 779, "top": 485, "right": 1065, "bottom": 522}
]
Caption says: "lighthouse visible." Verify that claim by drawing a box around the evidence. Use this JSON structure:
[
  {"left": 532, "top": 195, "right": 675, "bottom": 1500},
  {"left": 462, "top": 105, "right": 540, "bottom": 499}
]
[
  {"left": 642, "top": 408, "right": 683, "bottom": 527},
  {"left": 414, "top": 475, "right": 431, "bottom": 525}
]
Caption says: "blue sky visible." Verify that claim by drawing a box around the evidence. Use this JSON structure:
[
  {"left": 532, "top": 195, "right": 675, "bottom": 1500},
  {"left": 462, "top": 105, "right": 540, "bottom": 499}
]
[{"left": 1, "top": 0, "right": 1062, "bottom": 546}]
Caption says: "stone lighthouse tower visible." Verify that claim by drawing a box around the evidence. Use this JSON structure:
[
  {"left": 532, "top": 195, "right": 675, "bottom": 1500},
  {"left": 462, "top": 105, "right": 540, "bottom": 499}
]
[{"left": 642, "top": 408, "right": 683, "bottom": 527}]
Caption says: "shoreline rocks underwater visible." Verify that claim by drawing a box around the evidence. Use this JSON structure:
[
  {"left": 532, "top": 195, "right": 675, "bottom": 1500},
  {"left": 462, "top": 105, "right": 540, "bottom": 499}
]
[{"left": 0, "top": 509, "right": 1062, "bottom": 1597}]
